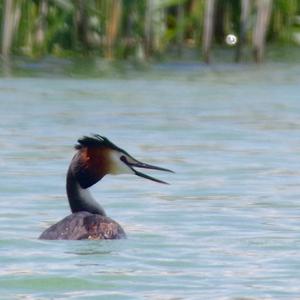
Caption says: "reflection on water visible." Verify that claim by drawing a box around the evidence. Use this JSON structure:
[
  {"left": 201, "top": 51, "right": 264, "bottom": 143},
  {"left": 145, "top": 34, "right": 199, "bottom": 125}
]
[{"left": 0, "top": 61, "right": 299, "bottom": 299}]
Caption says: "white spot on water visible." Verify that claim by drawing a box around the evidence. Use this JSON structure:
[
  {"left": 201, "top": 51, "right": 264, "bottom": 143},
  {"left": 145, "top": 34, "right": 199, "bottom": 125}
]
[{"left": 226, "top": 34, "right": 237, "bottom": 46}]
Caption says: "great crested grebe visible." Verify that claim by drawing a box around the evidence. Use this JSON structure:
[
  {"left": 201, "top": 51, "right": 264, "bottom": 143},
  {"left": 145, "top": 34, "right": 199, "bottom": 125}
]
[{"left": 39, "top": 134, "right": 173, "bottom": 240}]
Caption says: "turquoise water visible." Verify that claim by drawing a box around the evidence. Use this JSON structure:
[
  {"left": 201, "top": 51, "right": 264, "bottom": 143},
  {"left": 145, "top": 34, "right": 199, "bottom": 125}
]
[{"left": 0, "top": 62, "right": 300, "bottom": 299}]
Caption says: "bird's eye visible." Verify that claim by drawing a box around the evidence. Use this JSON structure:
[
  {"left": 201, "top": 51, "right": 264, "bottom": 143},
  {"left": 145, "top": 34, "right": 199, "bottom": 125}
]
[{"left": 120, "top": 155, "right": 127, "bottom": 162}]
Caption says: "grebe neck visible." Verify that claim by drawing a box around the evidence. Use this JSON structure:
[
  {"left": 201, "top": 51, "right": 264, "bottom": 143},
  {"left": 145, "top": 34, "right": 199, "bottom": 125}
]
[{"left": 66, "top": 167, "right": 106, "bottom": 216}]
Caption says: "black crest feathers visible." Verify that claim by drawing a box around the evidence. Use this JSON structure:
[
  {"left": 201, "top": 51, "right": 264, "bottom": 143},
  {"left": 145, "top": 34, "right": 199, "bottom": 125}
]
[{"left": 75, "top": 134, "right": 122, "bottom": 152}]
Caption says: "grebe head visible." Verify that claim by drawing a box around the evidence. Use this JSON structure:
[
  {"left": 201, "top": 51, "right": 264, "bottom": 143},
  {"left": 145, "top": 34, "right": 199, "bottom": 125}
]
[{"left": 71, "top": 134, "right": 173, "bottom": 189}]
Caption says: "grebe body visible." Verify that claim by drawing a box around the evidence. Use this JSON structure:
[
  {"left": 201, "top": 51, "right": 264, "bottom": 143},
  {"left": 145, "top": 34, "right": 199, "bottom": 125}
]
[{"left": 39, "top": 212, "right": 125, "bottom": 240}]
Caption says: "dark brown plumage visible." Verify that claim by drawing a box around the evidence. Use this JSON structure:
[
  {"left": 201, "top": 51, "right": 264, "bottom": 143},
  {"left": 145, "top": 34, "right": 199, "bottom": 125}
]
[{"left": 39, "top": 212, "right": 126, "bottom": 240}]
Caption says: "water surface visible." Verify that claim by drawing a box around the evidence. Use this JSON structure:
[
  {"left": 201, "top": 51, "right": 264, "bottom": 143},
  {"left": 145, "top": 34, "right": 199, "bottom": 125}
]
[{"left": 0, "top": 62, "right": 299, "bottom": 299}]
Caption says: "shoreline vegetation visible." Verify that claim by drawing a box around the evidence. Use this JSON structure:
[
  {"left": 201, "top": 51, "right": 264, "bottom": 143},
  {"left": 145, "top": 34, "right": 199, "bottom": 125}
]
[{"left": 1, "top": 0, "right": 300, "bottom": 66}]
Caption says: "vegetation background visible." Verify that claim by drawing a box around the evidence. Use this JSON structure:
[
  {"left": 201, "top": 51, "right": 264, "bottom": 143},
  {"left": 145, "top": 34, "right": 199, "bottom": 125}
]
[{"left": 1, "top": 0, "right": 300, "bottom": 65}]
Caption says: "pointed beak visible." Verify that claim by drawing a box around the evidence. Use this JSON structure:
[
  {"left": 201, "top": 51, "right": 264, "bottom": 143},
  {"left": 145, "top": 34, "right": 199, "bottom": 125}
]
[{"left": 120, "top": 156, "right": 174, "bottom": 184}]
